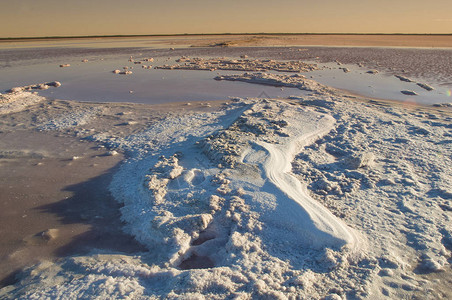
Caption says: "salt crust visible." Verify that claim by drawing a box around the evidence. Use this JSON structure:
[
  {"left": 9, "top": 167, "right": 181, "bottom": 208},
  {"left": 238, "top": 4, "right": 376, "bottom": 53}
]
[
  {"left": 0, "top": 91, "right": 45, "bottom": 115},
  {"left": 0, "top": 82, "right": 62, "bottom": 115},
  {"left": 2, "top": 74, "right": 451, "bottom": 299},
  {"left": 156, "top": 57, "right": 319, "bottom": 73}
]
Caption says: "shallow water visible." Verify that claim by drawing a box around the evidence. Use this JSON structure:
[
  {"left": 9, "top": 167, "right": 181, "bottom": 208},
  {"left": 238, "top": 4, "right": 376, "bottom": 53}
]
[
  {"left": 305, "top": 62, "right": 452, "bottom": 105},
  {"left": 0, "top": 54, "right": 302, "bottom": 104},
  {"left": 1, "top": 39, "right": 451, "bottom": 105}
]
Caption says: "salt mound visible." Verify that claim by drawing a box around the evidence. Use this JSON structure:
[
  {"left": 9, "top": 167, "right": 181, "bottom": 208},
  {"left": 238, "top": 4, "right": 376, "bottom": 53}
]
[
  {"left": 48, "top": 81, "right": 62, "bottom": 87},
  {"left": 395, "top": 75, "right": 413, "bottom": 82},
  {"left": 159, "top": 57, "right": 319, "bottom": 72},
  {"left": 401, "top": 90, "right": 417, "bottom": 96},
  {"left": 433, "top": 103, "right": 452, "bottom": 107},
  {"left": 109, "top": 99, "right": 360, "bottom": 276},
  {"left": 0, "top": 91, "right": 46, "bottom": 115},
  {"left": 6, "top": 98, "right": 373, "bottom": 299},
  {"left": 38, "top": 106, "right": 103, "bottom": 130},
  {"left": 40, "top": 228, "right": 59, "bottom": 241},
  {"left": 416, "top": 82, "right": 434, "bottom": 91},
  {"left": 7, "top": 90, "right": 452, "bottom": 298},
  {"left": 5, "top": 81, "right": 62, "bottom": 93},
  {"left": 215, "top": 72, "right": 331, "bottom": 93}
]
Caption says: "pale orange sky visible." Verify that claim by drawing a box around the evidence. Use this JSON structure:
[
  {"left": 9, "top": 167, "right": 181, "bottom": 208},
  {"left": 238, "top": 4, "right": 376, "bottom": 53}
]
[{"left": 1, "top": 0, "right": 451, "bottom": 37}]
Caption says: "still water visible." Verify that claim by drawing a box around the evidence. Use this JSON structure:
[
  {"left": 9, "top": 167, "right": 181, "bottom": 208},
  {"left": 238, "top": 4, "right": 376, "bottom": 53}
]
[{"left": 1, "top": 37, "right": 450, "bottom": 105}]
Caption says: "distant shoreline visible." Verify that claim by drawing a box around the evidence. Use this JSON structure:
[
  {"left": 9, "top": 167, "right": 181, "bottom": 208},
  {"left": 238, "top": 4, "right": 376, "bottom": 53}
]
[
  {"left": 1, "top": 33, "right": 452, "bottom": 41},
  {"left": 2, "top": 33, "right": 451, "bottom": 48}
]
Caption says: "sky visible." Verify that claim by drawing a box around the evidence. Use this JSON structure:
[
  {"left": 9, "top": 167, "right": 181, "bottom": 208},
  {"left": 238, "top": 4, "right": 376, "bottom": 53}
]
[{"left": 1, "top": 0, "right": 451, "bottom": 37}]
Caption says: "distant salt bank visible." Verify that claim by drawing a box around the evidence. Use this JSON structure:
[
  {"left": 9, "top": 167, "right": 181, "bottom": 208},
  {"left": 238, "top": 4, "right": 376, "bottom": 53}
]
[
  {"left": 178, "top": 34, "right": 452, "bottom": 48},
  {"left": 2, "top": 34, "right": 452, "bottom": 49}
]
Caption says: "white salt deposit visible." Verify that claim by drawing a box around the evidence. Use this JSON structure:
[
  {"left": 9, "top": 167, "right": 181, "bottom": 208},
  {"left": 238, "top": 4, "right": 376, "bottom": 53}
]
[
  {"left": 416, "top": 82, "right": 434, "bottom": 91},
  {"left": 215, "top": 72, "right": 331, "bottom": 93},
  {"left": 2, "top": 61, "right": 451, "bottom": 299},
  {"left": 395, "top": 75, "right": 413, "bottom": 82},
  {"left": 112, "top": 68, "right": 133, "bottom": 75},
  {"left": 394, "top": 75, "right": 434, "bottom": 92},
  {"left": 48, "top": 81, "right": 62, "bottom": 88},
  {"left": 158, "top": 57, "right": 318, "bottom": 72},
  {"left": 40, "top": 228, "right": 59, "bottom": 241},
  {"left": 107, "top": 150, "right": 119, "bottom": 156},
  {"left": 0, "top": 81, "right": 63, "bottom": 114},
  {"left": 401, "top": 90, "right": 418, "bottom": 96},
  {"left": 38, "top": 106, "right": 103, "bottom": 130}
]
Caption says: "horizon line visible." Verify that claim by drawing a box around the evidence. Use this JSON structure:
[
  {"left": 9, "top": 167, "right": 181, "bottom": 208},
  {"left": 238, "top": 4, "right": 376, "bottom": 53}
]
[{"left": 1, "top": 32, "right": 452, "bottom": 41}]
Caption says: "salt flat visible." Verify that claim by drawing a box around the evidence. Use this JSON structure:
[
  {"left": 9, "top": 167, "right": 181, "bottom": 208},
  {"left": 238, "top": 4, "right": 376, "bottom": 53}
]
[{"left": 0, "top": 38, "right": 451, "bottom": 299}]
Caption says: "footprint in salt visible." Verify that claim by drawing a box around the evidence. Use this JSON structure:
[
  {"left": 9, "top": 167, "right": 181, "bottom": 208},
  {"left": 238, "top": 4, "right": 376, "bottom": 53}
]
[{"left": 183, "top": 169, "right": 205, "bottom": 186}]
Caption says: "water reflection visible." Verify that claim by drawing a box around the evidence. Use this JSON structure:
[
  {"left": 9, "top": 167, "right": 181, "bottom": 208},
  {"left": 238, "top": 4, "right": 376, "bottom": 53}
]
[
  {"left": 0, "top": 55, "right": 304, "bottom": 104},
  {"left": 0, "top": 39, "right": 450, "bottom": 105}
]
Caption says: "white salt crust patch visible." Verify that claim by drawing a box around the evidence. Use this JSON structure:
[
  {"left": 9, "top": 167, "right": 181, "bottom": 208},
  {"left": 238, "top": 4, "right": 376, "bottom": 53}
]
[{"left": 3, "top": 78, "right": 451, "bottom": 299}]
